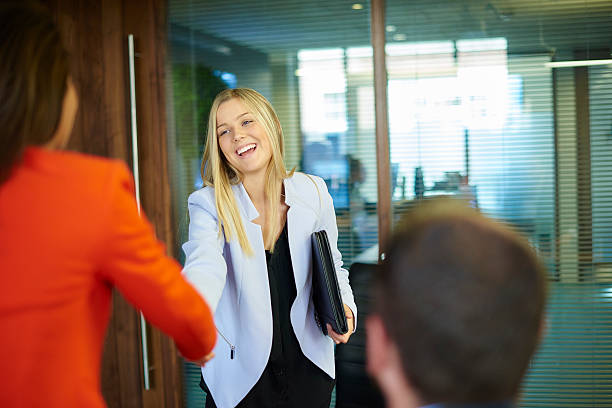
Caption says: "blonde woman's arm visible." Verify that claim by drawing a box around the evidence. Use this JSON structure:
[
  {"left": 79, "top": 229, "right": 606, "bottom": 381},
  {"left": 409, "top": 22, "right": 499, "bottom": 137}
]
[{"left": 182, "top": 189, "right": 228, "bottom": 313}]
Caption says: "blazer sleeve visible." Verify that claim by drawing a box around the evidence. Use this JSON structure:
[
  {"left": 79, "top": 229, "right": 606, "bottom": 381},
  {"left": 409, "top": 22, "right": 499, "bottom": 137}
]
[
  {"left": 313, "top": 175, "right": 358, "bottom": 331},
  {"left": 181, "top": 189, "right": 228, "bottom": 313},
  {"left": 98, "top": 163, "right": 216, "bottom": 360}
]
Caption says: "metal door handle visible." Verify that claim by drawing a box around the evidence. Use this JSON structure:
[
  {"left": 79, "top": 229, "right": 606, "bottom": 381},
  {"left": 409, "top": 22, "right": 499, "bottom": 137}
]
[{"left": 128, "top": 33, "right": 151, "bottom": 391}]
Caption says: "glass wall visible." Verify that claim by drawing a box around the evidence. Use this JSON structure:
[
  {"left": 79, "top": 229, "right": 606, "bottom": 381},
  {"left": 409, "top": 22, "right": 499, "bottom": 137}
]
[
  {"left": 166, "top": 1, "right": 376, "bottom": 405},
  {"left": 385, "top": 0, "right": 612, "bottom": 406},
  {"left": 166, "top": 0, "right": 612, "bottom": 406}
]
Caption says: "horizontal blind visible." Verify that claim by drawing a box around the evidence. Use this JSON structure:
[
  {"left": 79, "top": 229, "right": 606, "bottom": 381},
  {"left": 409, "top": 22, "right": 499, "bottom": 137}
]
[
  {"left": 166, "top": 1, "right": 376, "bottom": 406},
  {"left": 385, "top": 0, "right": 612, "bottom": 406}
]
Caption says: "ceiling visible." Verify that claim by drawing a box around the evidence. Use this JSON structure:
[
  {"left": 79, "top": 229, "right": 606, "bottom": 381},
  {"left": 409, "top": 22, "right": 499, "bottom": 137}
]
[{"left": 169, "top": 0, "right": 612, "bottom": 58}]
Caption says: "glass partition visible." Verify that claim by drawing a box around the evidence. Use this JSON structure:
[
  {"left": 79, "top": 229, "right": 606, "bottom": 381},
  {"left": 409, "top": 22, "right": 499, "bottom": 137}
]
[
  {"left": 166, "top": 0, "right": 612, "bottom": 406},
  {"left": 385, "top": 0, "right": 612, "bottom": 406},
  {"left": 166, "top": 1, "right": 376, "bottom": 405}
]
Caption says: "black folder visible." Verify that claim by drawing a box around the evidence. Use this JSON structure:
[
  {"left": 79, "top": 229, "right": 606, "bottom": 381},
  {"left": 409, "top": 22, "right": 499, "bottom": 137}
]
[{"left": 311, "top": 230, "right": 349, "bottom": 335}]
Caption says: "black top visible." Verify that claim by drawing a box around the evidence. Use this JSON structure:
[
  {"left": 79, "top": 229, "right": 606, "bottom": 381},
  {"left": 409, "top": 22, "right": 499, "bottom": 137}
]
[
  {"left": 203, "top": 223, "right": 335, "bottom": 408},
  {"left": 265, "top": 223, "right": 300, "bottom": 372}
]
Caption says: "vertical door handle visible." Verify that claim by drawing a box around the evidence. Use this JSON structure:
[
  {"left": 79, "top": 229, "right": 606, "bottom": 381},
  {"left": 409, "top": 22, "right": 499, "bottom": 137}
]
[{"left": 127, "top": 33, "right": 151, "bottom": 391}]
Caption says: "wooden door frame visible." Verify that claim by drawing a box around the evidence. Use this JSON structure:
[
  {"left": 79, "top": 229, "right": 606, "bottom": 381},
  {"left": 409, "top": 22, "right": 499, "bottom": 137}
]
[{"left": 370, "top": 0, "right": 392, "bottom": 261}]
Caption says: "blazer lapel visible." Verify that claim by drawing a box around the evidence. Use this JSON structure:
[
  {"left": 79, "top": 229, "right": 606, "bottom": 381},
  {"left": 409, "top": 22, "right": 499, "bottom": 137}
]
[
  {"left": 234, "top": 183, "right": 259, "bottom": 221},
  {"left": 284, "top": 176, "right": 319, "bottom": 295}
]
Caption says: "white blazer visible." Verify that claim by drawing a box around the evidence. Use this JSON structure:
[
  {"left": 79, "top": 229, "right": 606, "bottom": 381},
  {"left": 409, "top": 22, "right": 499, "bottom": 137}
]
[{"left": 182, "top": 172, "right": 357, "bottom": 408}]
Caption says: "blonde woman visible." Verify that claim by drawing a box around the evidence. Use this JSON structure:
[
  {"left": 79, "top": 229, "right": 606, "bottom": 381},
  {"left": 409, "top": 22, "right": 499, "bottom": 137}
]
[{"left": 182, "top": 88, "right": 357, "bottom": 408}]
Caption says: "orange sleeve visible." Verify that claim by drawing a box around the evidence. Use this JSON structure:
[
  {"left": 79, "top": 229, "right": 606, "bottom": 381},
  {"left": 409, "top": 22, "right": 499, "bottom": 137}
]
[{"left": 98, "top": 163, "right": 216, "bottom": 360}]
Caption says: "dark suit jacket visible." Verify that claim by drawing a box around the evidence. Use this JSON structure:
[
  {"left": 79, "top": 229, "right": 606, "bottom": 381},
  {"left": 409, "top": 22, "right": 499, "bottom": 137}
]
[{"left": 425, "top": 402, "right": 514, "bottom": 408}]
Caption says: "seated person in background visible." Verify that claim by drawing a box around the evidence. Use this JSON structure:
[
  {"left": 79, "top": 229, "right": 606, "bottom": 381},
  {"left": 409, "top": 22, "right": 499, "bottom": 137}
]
[
  {"left": 0, "top": 2, "right": 216, "bottom": 407},
  {"left": 366, "top": 198, "right": 547, "bottom": 408}
]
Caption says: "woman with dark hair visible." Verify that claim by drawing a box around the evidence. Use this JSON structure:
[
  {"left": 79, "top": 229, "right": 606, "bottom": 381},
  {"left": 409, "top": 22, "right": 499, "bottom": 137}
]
[{"left": 0, "top": 2, "right": 216, "bottom": 407}]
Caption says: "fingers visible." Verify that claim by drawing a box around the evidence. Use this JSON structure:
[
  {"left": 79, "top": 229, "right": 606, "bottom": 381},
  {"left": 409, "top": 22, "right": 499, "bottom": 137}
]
[
  {"left": 327, "top": 323, "right": 351, "bottom": 344},
  {"left": 344, "top": 304, "right": 353, "bottom": 319},
  {"left": 326, "top": 304, "right": 356, "bottom": 344},
  {"left": 191, "top": 351, "right": 215, "bottom": 367},
  {"left": 203, "top": 351, "right": 215, "bottom": 363},
  {"left": 344, "top": 304, "right": 355, "bottom": 333},
  {"left": 328, "top": 328, "right": 342, "bottom": 345},
  {"left": 346, "top": 312, "right": 355, "bottom": 333}
]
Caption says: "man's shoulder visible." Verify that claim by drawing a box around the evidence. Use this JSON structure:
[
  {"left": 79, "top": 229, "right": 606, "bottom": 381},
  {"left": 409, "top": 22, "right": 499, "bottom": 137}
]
[{"left": 423, "top": 402, "right": 514, "bottom": 408}]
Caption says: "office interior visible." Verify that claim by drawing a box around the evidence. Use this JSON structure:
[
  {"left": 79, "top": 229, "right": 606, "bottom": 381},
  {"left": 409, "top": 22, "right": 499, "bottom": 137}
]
[{"left": 45, "top": 0, "right": 611, "bottom": 406}]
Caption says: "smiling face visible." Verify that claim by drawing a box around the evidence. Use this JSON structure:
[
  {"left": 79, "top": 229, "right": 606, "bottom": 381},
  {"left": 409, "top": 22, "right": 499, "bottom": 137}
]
[{"left": 216, "top": 97, "right": 272, "bottom": 180}]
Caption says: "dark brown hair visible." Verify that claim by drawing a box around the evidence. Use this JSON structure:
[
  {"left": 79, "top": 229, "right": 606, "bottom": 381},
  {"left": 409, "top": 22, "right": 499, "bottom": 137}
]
[
  {"left": 0, "top": 1, "right": 69, "bottom": 184},
  {"left": 374, "top": 198, "right": 547, "bottom": 404}
]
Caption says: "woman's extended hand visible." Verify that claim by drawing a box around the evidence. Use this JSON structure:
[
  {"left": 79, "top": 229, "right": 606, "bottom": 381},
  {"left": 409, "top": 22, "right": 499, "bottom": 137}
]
[
  {"left": 189, "top": 350, "right": 215, "bottom": 367},
  {"left": 327, "top": 304, "right": 355, "bottom": 344}
]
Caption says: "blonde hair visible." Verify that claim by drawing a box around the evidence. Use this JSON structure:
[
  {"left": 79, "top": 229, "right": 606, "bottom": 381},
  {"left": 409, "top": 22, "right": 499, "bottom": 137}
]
[{"left": 201, "top": 88, "right": 294, "bottom": 255}]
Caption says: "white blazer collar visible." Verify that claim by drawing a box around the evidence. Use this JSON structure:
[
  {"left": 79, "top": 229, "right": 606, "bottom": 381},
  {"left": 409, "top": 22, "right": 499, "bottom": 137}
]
[
  {"left": 234, "top": 174, "right": 314, "bottom": 221},
  {"left": 283, "top": 176, "right": 298, "bottom": 207},
  {"left": 234, "top": 183, "right": 259, "bottom": 221}
]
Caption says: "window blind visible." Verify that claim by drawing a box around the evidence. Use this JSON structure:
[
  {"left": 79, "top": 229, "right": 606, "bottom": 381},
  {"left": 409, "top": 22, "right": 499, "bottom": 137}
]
[{"left": 385, "top": 0, "right": 612, "bottom": 406}]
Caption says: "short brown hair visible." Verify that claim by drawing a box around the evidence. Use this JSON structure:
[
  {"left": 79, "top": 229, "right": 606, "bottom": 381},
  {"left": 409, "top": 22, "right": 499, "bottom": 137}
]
[
  {"left": 0, "top": 1, "right": 69, "bottom": 183},
  {"left": 374, "top": 198, "right": 547, "bottom": 404}
]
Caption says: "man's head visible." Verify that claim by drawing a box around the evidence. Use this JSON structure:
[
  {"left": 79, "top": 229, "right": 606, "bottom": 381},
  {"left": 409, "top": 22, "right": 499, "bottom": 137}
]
[{"left": 367, "top": 198, "right": 547, "bottom": 407}]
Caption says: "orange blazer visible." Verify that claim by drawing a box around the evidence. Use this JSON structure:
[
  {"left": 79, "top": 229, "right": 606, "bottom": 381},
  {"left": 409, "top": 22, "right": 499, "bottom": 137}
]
[{"left": 0, "top": 147, "right": 216, "bottom": 407}]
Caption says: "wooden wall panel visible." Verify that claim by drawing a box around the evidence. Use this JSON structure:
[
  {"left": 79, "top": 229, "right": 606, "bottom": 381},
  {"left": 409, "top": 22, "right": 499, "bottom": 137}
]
[
  {"left": 49, "top": 0, "right": 129, "bottom": 160},
  {"left": 46, "top": 0, "right": 144, "bottom": 406},
  {"left": 43, "top": 0, "right": 180, "bottom": 406},
  {"left": 122, "top": 0, "right": 183, "bottom": 406}
]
